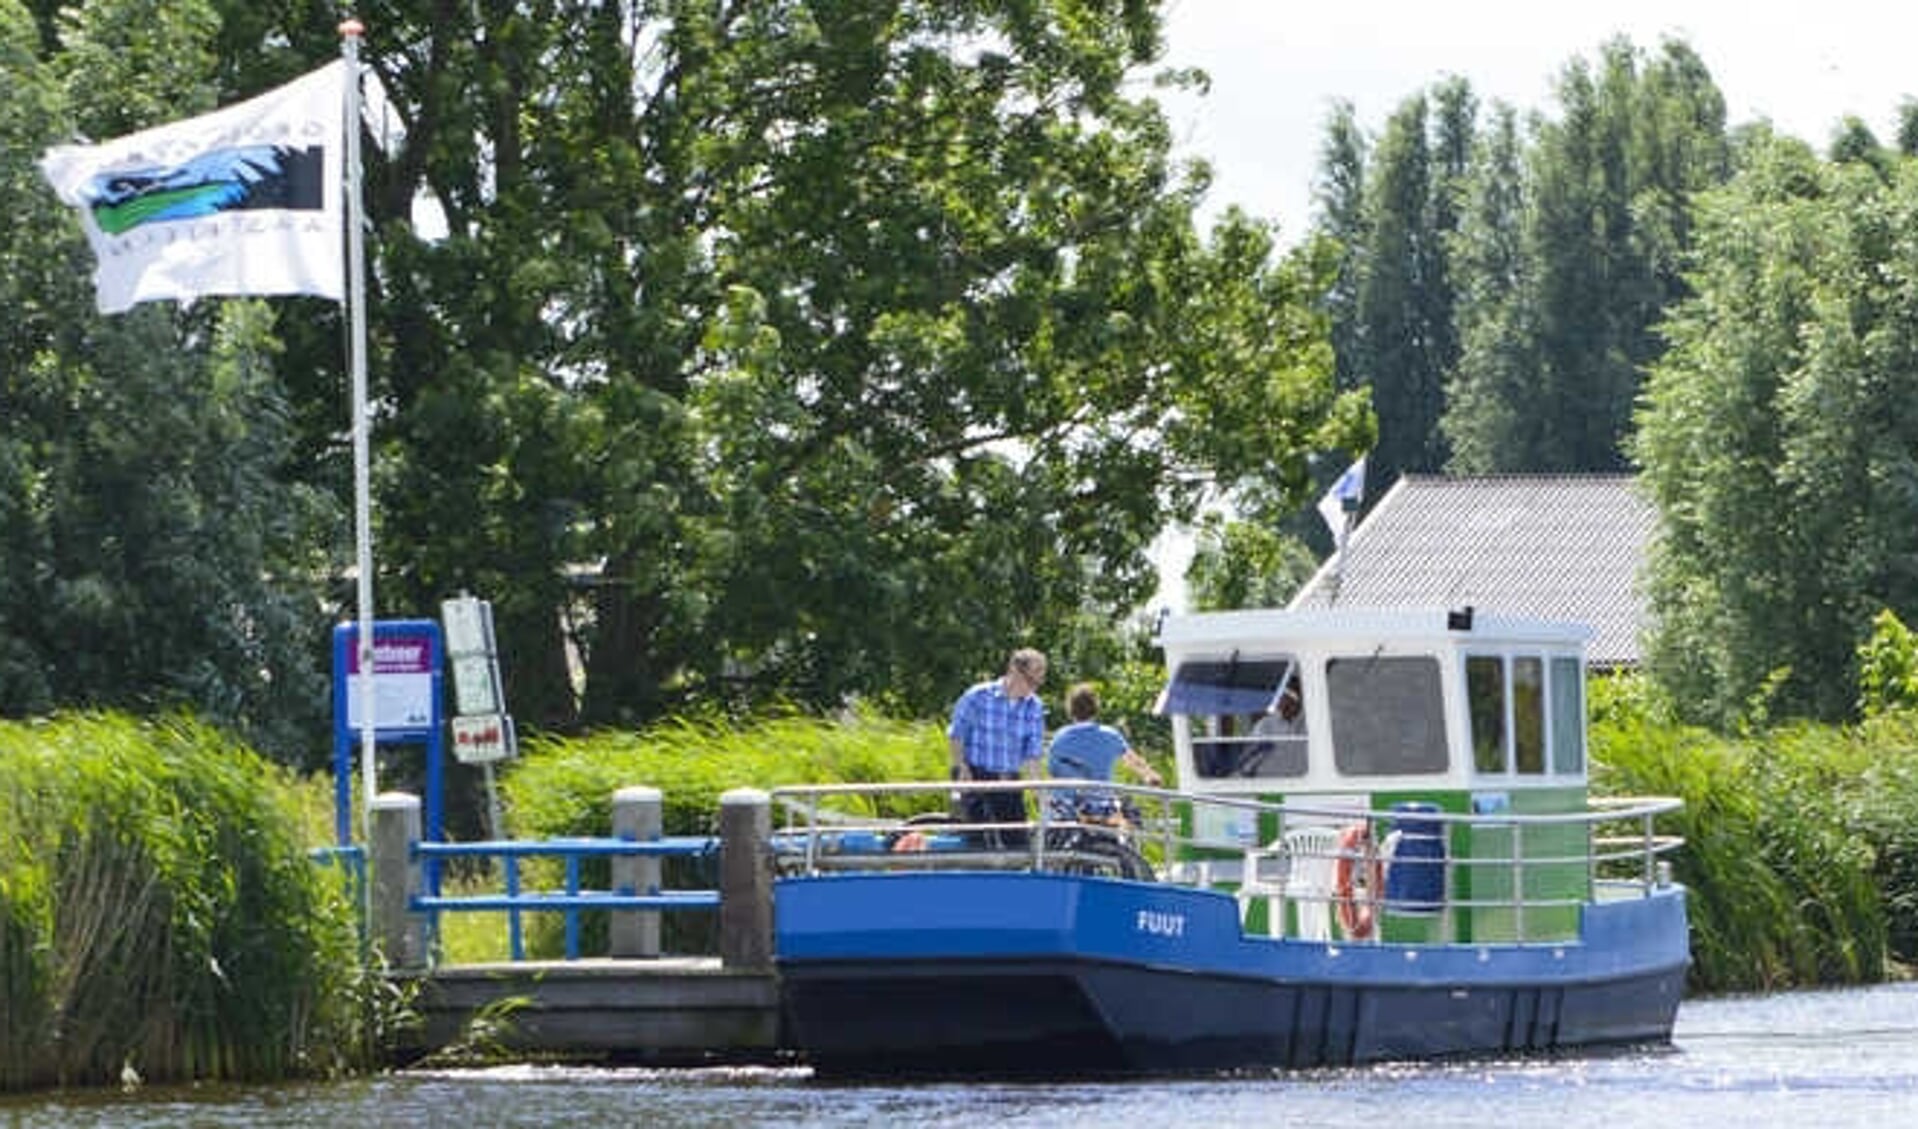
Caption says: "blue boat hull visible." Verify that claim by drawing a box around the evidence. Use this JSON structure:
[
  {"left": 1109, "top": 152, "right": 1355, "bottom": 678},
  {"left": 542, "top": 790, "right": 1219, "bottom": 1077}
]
[{"left": 775, "top": 872, "right": 1689, "bottom": 1078}]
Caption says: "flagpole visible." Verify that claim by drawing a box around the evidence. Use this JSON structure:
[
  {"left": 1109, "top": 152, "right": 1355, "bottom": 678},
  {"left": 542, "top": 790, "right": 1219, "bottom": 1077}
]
[
  {"left": 1316, "top": 456, "right": 1366, "bottom": 608},
  {"left": 1328, "top": 512, "right": 1349, "bottom": 606},
  {"left": 341, "top": 18, "right": 378, "bottom": 839}
]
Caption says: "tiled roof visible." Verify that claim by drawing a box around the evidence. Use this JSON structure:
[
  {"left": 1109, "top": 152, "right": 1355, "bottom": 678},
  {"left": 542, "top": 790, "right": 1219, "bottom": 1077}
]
[{"left": 1288, "top": 474, "right": 1653, "bottom": 666}]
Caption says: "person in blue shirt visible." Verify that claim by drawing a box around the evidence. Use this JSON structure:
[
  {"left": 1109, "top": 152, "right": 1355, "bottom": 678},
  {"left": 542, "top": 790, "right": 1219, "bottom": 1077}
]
[
  {"left": 1046, "top": 683, "right": 1161, "bottom": 819},
  {"left": 948, "top": 648, "right": 1048, "bottom": 846}
]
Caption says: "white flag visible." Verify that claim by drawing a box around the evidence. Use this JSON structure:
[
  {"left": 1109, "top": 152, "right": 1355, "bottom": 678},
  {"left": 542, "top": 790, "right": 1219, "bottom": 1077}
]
[
  {"left": 39, "top": 62, "right": 346, "bottom": 314},
  {"left": 1316, "top": 456, "right": 1367, "bottom": 543}
]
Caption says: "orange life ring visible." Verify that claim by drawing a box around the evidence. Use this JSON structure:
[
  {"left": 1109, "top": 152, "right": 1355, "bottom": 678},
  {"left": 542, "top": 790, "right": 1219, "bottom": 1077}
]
[{"left": 1333, "top": 823, "right": 1382, "bottom": 940}]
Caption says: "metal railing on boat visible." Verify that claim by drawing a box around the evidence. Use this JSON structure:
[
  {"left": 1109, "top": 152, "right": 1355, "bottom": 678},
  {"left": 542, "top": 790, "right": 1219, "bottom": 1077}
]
[{"left": 769, "top": 779, "right": 1684, "bottom": 944}]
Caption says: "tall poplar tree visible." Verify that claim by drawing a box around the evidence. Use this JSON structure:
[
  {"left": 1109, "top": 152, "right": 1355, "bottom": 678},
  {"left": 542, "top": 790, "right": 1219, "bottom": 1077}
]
[
  {"left": 1443, "top": 103, "right": 1540, "bottom": 471},
  {"left": 1444, "top": 38, "right": 1728, "bottom": 473},
  {"left": 1315, "top": 100, "right": 1370, "bottom": 401},
  {"left": 1354, "top": 92, "right": 1459, "bottom": 495}
]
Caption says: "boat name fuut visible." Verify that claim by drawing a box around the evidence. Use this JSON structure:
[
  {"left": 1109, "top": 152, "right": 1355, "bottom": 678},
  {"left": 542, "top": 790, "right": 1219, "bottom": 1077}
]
[{"left": 1135, "top": 909, "right": 1186, "bottom": 938}]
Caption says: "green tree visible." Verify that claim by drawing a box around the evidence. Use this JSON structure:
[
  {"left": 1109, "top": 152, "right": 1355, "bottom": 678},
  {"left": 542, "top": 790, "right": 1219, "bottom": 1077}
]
[
  {"left": 8, "top": 2, "right": 1366, "bottom": 754},
  {"left": 1858, "top": 610, "right": 1918, "bottom": 718},
  {"left": 1355, "top": 92, "right": 1451, "bottom": 496},
  {"left": 1183, "top": 512, "right": 1320, "bottom": 612},
  {"left": 1313, "top": 80, "right": 1472, "bottom": 505},
  {"left": 1422, "top": 74, "right": 1473, "bottom": 427},
  {"left": 1828, "top": 115, "right": 1891, "bottom": 176},
  {"left": 1898, "top": 99, "right": 1918, "bottom": 158},
  {"left": 1635, "top": 132, "right": 1918, "bottom": 726},
  {"left": 200, "top": 2, "right": 1365, "bottom": 734},
  {"left": 1444, "top": 38, "right": 1728, "bottom": 473},
  {"left": 0, "top": 0, "right": 72, "bottom": 711},
  {"left": 1, "top": 0, "right": 335, "bottom": 761},
  {"left": 1315, "top": 99, "right": 1369, "bottom": 402},
  {"left": 1442, "top": 102, "right": 1539, "bottom": 471}
]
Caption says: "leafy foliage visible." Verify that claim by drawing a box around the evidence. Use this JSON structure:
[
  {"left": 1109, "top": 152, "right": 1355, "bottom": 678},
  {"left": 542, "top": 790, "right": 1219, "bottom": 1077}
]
[
  {"left": 241, "top": 0, "right": 1364, "bottom": 737},
  {"left": 1442, "top": 39, "right": 1730, "bottom": 475},
  {"left": 1635, "top": 132, "right": 1918, "bottom": 727},
  {"left": 1183, "top": 511, "right": 1321, "bottom": 612},
  {"left": 4, "top": 0, "right": 1362, "bottom": 760},
  {"left": 0, "top": 0, "right": 337, "bottom": 764},
  {"left": 1356, "top": 91, "right": 1455, "bottom": 491},
  {"left": 1859, "top": 609, "right": 1918, "bottom": 717}
]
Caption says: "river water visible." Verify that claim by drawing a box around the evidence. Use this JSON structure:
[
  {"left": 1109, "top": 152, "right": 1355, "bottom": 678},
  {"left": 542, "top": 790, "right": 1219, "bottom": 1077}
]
[{"left": 6, "top": 982, "right": 1916, "bottom": 1128}]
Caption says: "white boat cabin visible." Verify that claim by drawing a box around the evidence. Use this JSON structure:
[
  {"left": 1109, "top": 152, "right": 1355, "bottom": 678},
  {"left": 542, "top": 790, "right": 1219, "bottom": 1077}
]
[{"left": 1155, "top": 606, "right": 1589, "bottom": 806}]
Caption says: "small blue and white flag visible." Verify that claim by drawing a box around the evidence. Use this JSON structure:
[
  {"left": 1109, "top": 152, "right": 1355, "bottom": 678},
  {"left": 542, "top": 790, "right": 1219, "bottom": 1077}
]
[{"left": 1316, "top": 456, "right": 1366, "bottom": 544}]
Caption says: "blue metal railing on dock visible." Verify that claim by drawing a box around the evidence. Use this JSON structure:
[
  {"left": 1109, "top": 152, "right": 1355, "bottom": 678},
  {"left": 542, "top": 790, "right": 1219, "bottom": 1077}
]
[{"left": 412, "top": 836, "right": 721, "bottom": 960}]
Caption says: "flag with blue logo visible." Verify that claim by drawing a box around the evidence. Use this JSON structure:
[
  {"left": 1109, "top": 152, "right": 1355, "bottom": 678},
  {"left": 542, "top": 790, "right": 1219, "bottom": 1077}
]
[
  {"left": 39, "top": 62, "right": 346, "bottom": 314},
  {"left": 1316, "top": 456, "right": 1367, "bottom": 544}
]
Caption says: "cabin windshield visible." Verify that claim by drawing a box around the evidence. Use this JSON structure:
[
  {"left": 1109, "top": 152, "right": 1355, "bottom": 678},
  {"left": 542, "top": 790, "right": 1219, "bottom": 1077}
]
[
  {"left": 1325, "top": 655, "right": 1448, "bottom": 775},
  {"left": 1157, "top": 657, "right": 1302, "bottom": 780}
]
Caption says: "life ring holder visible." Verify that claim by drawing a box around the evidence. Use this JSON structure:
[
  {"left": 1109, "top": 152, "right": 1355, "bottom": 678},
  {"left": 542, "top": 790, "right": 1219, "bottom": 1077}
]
[{"left": 1333, "top": 823, "right": 1387, "bottom": 940}]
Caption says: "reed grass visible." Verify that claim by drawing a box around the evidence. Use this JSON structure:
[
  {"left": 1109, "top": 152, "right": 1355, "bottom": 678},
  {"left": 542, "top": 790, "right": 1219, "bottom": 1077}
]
[
  {"left": 504, "top": 706, "right": 949, "bottom": 838},
  {"left": 0, "top": 713, "right": 374, "bottom": 1092},
  {"left": 1591, "top": 676, "right": 1894, "bottom": 991}
]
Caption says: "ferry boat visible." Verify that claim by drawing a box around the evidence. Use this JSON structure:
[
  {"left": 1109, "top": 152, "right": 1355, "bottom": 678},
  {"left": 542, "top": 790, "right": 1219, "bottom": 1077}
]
[{"left": 770, "top": 607, "right": 1689, "bottom": 1079}]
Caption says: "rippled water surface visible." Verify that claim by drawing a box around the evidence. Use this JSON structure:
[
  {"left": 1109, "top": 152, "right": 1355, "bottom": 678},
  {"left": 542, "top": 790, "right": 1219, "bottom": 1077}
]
[{"left": 7, "top": 983, "right": 1917, "bottom": 1128}]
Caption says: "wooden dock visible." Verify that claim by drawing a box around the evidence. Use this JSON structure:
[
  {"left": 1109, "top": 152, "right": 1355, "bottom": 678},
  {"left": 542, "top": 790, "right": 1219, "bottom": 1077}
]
[
  {"left": 372, "top": 788, "right": 791, "bottom": 1065},
  {"left": 398, "top": 958, "right": 790, "bottom": 1065}
]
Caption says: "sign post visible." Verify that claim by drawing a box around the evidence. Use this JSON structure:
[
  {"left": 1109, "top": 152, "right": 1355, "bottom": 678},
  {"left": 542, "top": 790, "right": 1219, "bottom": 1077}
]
[
  {"left": 441, "top": 594, "right": 515, "bottom": 839},
  {"left": 331, "top": 619, "right": 445, "bottom": 855}
]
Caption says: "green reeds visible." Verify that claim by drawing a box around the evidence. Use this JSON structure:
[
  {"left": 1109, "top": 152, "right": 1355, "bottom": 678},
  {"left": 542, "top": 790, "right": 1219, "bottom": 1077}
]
[
  {"left": 0, "top": 713, "right": 368, "bottom": 1091},
  {"left": 1591, "top": 680, "right": 1891, "bottom": 992},
  {"left": 505, "top": 706, "right": 950, "bottom": 837}
]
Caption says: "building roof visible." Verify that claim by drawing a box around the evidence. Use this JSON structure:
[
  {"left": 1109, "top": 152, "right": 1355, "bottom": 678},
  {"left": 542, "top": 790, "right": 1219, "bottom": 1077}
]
[{"left": 1288, "top": 474, "right": 1653, "bottom": 666}]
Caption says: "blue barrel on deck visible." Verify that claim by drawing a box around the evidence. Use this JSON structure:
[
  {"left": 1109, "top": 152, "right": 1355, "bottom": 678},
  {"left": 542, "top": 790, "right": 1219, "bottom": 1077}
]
[{"left": 1384, "top": 801, "right": 1446, "bottom": 914}]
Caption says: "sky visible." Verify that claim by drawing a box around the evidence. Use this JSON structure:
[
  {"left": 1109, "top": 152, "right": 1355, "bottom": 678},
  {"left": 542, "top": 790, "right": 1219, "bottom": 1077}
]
[
  {"left": 1143, "top": 1, "right": 1918, "bottom": 609},
  {"left": 1155, "top": 0, "right": 1918, "bottom": 239}
]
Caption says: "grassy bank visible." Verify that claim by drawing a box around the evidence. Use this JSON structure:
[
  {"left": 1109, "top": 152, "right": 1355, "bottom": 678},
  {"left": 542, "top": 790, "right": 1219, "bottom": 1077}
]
[{"left": 0, "top": 714, "right": 377, "bottom": 1092}]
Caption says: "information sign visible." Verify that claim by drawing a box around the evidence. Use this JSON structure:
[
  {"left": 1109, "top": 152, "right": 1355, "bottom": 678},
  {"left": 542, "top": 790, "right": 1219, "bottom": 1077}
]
[{"left": 342, "top": 631, "right": 437, "bottom": 731}]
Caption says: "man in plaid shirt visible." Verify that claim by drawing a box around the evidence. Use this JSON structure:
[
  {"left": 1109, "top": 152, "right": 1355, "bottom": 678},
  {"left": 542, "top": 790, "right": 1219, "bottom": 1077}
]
[{"left": 948, "top": 648, "right": 1048, "bottom": 846}]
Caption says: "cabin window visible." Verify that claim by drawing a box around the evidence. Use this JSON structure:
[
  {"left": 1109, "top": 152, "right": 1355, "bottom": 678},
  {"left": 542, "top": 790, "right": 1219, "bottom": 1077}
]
[
  {"left": 1467, "top": 655, "right": 1505, "bottom": 772},
  {"left": 1550, "top": 656, "right": 1585, "bottom": 774},
  {"left": 1326, "top": 655, "right": 1446, "bottom": 776},
  {"left": 1514, "top": 656, "right": 1544, "bottom": 774},
  {"left": 1158, "top": 657, "right": 1304, "bottom": 779},
  {"left": 1469, "top": 652, "right": 1580, "bottom": 778}
]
